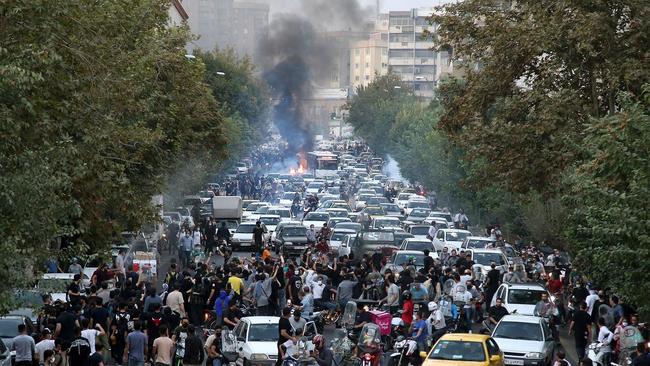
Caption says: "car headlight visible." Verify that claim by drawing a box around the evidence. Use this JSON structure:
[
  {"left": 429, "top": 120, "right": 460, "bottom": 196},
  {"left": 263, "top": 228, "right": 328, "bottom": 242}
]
[
  {"left": 251, "top": 353, "right": 269, "bottom": 360},
  {"left": 525, "top": 352, "right": 543, "bottom": 359}
]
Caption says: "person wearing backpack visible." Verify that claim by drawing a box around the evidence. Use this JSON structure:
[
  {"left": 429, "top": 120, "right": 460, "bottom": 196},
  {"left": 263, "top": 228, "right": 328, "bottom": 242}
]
[
  {"left": 145, "top": 303, "right": 165, "bottom": 363},
  {"left": 110, "top": 303, "right": 131, "bottom": 365}
]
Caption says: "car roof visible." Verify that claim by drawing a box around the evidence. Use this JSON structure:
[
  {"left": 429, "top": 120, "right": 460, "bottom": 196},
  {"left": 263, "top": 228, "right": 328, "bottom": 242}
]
[
  {"left": 242, "top": 316, "right": 281, "bottom": 324},
  {"left": 503, "top": 282, "right": 547, "bottom": 291},
  {"left": 470, "top": 248, "right": 505, "bottom": 254},
  {"left": 394, "top": 250, "right": 426, "bottom": 256},
  {"left": 404, "top": 238, "right": 432, "bottom": 243},
  {"left": 239, "top": 222, "right": 257, "bottom": 226},
  {"left": 439, "top": 333, "right": 491, "bottom": 342},
  {"left": 440, "top": 229, "right": 472, "bottom": 234},
  {"left": 498, "top": 314, "right": 544, "bottom": 324},
  {"left": 42, "top": 273, "right": 76, "bottom": 279},
  {"left": 333, "top": 228, "right": 356, "bottom": 233},
  {"left": 259, "top": 214, "right": 281, "bottom": 219},
  {"left": 372, "top": 216, "right": 400, "bottom": 221},
  {"left": 465, "top": 236, "right": 494, "bottom": 241}
]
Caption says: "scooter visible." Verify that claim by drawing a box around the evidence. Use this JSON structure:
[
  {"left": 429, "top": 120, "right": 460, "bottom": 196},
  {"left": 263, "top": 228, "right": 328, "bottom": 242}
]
[
  {"left": 587, "top": 342, "right": 609, "bottom": 366},
  {"left": 390, "top": 337, "right": 422, "bottom": 366}
]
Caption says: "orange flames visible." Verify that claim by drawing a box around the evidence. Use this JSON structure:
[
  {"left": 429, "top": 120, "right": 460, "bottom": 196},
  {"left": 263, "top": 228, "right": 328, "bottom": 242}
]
[{"left": 290, "top": 150, "right": 308, "bottom": 175}]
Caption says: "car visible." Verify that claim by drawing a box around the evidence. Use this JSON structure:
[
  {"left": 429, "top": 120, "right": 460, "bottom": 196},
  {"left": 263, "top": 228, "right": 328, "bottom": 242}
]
[
  {"left": 433, "top": 229, "right": 472, "bottom": 251},
  {"left": 221, "top": 316, "right": 285, "bottom": 366},
  {"left": 305, "top": 181, "right": 326, "bottom": 194},
  {"left": 258, "top": 215, "right": 281, "bottom": 240},
  {"left": 275, "top": 225, "right": 310, "bottom": 256},
  {"left": 399, "top": 238, "right": 437, "bottom": 253},
  {"left": 329, "top": 228, "right": 356, "bottom": 252},
  {"left": 490, "top": 283, "right": 551, "bottom": 316},
  {"left": 338, "top": 234, "right": 354, "bottom": 257},
  {"left": 330, "top": 202, "right": 352, "bottom": 212},
  {"left": 422, "top": 333, "right": 504, "bottom": 366},
  {"left": 396, "top": 193, "right": 413, "bottom": 208},
  {"left": 36, "top": 273, "right": 77, "bottom": 302},
  {"left": 380, "top": 203, "right": 403, "bottom": 219},
  {"left": 232, "top": 222, "right": 258, "bottom": 251},
  {"left": 270, "top": 220, "right": 302, "bottom": 243},
  {"left": 366, "top": 196, "right": 389, "bottom": 206},
  {"left": 403, "top": 199, "right": 430, "bottom": 216},
  {"left": 279, "top": 192, "right": 298, "bottom": 207},
  {"left": 428, "top": 211, "right": 454, "bottom": 228},
  {"left": 391, "top": 230, "right": 415, "bottom": 247},
  {"left": 325, "top": 208, "right": 349, "bottom": 218},
  {"left": 318, "top": 200, "right": 347, "bottom": 210},
  {"left": 302, "top": 212, "right": 330, "bottom": 229},
  {"left": 422, "top": 218, "right": 449, "bottom": 230},
  {"left": 10, "top": 290, "right": 44, "bottom": 326},
  {"left": 334, "top": 222, "right": 363, "bottom": 233},
  {"left": 491, "top": 315, "right": 555, "bottom": 366},
  {"left": 247, "top": 205, "right": 271, "bottom": 222},
  {"left": 360, "top": 206, "right": 386, "bottom": 217},
  {"left": 163, "top": 211, "right": 182, "bottom": 223},
  {"left": 198, "top": 190, "right": 215, "bottom": 203},
  {"left": 406, "top": 208, "right": 430, "bottom": 224},
  {"left": 468, "top": 249, "right": 509, "bottom": 277},
  {"left": 370, "top": 216, "right": 402, "bottom": 230},
  {"left": 327, "top": 217, "right": 352, "bottom": 228},
  {"left": 354, "top": 193, "right": 375, "bottom": 210},
  {"left": 381, "top": 250, "right": 433, "bottom": 274},
  {"left": 0, "top": 315, "right": 35, "bottom": 356},
  {"left": 242, "top": 202, "right": 270, "bottom": 220},
  {"left": 407, "top": 225, "right": 432, "bottom": 240},
  {"left": 82, "top": 267, "right": 97, "bottom": 288},
  {"left": 266, "top": 207, "right": 291, "bottom": 222},
  {"left": 0, "top": 336, "right": 11, "bottom": 366},
  {"left": 462, "top": 236, "right": 497, "bottom": 250}
]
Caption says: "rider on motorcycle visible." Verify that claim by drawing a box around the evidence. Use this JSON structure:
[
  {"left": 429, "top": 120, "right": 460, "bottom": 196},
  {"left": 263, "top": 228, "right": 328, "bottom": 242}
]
[{"left": 312, "top": 335, "right": 333, "bottom": 366}]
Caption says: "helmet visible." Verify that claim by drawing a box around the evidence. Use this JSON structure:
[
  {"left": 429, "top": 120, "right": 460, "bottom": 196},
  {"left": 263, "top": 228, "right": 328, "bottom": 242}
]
[
  {"left": 428, "top": 301, "right": 438, "bottom": 311},
  {"left": 312, "top": 335, "right": 324, "bottom": 348},
  {"left": 402, "top": 290, "right": 412, "bottom": 300}
]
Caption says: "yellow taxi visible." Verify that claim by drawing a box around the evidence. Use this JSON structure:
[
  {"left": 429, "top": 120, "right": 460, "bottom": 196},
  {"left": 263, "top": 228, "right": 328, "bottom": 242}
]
[{"left": 421, "top": 333, "right": 505, "bottom": 366}]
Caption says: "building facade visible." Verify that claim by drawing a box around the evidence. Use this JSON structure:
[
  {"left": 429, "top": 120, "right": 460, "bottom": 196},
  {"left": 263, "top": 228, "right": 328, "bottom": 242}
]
[
  {"left": 349, "top": 32, "right": 388, "bottom": 90},
  {"left": 168, "top": 0, "right": 188, "bottom": 26}
]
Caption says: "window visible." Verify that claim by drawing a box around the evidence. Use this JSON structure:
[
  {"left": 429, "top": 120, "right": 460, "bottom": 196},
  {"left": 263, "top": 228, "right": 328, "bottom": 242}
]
[
  {"left": 355, "top": 76, "right": 360, "bottom": 81},
  {"left": 365, "top": 75, "right": 369, "bottom": 80},
  {"left": 486, "top": 338, "right": 501, "bottom": 356},
  {"left": 355, "top": 63, "right": 359, "bottom": 69},
  {"left": 365, "top": 62, "right": 369, "bottom": 68},
  {"left": 355, "top": 49, "right": 360, "bottom": 55},
  {"left": 365, "top": 48, "right": 370, "bottom": 55}
]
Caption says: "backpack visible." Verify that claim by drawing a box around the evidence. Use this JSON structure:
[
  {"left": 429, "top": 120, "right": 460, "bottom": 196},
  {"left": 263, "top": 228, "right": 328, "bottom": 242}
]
[{"left": 165, "top": 271, "right": 178, "bottom": 285}]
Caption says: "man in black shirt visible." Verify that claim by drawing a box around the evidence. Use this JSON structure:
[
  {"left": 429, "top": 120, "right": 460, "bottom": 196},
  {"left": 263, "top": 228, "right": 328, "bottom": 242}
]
[
  {"left": 423, "top": 250, "right": 434, "bottom": 272},
  {"left": 253, "top": 221, "right": 266, "bottom": 254},
  {"left": 55, "top": 305, "right": 80, "bottom": 343},
  {"left": 223, "top": 300, "right": 242, "bottom": 330},
  {"left": 484, "top": 263, "right": 501, "bottom": 308},
  {"left": 276, "top": 307, "right": 296, "bottom": 366},
  {"left": 487, "top": 298, "right": 509, "bottom": 326},
  {"left": 569, "top": 302, "right": 593, "bottom": 360},
  {"left": 67, "top": 275, "right": 82, "bottom": 305},
  {"left": 68, "top": 326, "right": 91, "bottom": 366},
  {"left": 354, "top": 302, "right": 372, "bottom": 330}
]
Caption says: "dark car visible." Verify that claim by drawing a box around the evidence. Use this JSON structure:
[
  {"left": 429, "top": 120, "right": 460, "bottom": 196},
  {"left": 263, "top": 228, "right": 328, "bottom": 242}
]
[
  {"left": 275, "top": 225, "right": 310, "bottom": 255},
  {"left": 351, "top": 230, "right": 398, "bottom": 256},
  {"left": 0, "top": 315, "right": 35, "bottom": 354}
]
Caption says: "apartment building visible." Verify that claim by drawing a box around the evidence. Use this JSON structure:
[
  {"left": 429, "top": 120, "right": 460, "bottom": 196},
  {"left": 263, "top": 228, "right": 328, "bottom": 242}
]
[{"left": 349, "top": 32, "right": 388, "bottom": 90}]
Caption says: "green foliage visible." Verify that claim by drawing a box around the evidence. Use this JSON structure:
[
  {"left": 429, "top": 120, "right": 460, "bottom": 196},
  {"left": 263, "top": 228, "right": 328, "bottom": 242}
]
[
  {"left": 0, "top": 0, "right": 227, "bottom": 312},
  {"left": 565, "top": 87, "right": 650, "bottom": 317},
  {"left": 431, "top": 0, "right": 650, "bottom": 196}
]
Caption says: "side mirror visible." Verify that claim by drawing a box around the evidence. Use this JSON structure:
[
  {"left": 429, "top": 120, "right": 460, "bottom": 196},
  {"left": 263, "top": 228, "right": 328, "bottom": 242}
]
[
  {"left": 490, "top": 355, "right": 501, "bottom": 362},
  {"left": 420, "top": 351, "right": 428, "bottom": 359}
]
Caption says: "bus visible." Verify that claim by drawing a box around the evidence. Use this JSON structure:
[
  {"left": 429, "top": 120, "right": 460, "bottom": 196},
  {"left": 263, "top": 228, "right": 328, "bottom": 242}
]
[{"left": 306, "top": 151, "right": 339, "bottom": 178}]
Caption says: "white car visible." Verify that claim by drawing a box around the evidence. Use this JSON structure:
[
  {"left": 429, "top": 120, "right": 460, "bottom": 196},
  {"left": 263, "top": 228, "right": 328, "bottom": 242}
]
[
  {"left": 247, "top": 205, "right": 271, "bottom": 222},
  {"left": 468, "top": 249, "right": 508, "bottom": 277},
  {"left": 403, "top": 199, "right": 429, "bottom": 216},
  {"left": 302, "top": 212, "right": 330, "bottom": 229},
  {"left": 305, "top": 181, "right": 326, "bottom": 194},
  {"left": 396, "top": 193, "right": 413, "bottom": 208},
  {"left": 37, "top": 273, "right": 77, "bottom": 302},
  {"left": 381, "top": 250, "right": 437, "bottom": 275},
  {"left": 370, "top": 216, "right": 402, "bottom": 230},
  {"left": 267, "top": 207, "right": 292, "bottom": 222},
  {"left": 407, "top": 225, "right": 431, "bottom": 240},
  {"left": 258, "top": 215, "right": 281, "bottom": 241},
  {"left": 433, "top": 228, "right": 472, "bottom": 251},
  {"left": 398, "top": 238, "right": 436, "bottom": 253},
  {"left": 232, "top": 222, "right": 258, "bottom": 250},
  {"left": 492, "top": 315, "right": 556, "bottom": 366},
  {"left": 428, "top": 211, "right": 454, "bottom": 227},
  {"left": 461, "top": 236, "right": 497, "bottom": 250},
  {"left": 491, "top": 283, "right": 552, "bottom": 316},
  {"left": 242, "top": 202, "right": 270, "bottom": 220},
  {"left": 329, "top": 228, "right": 356, "bottom": 252}
]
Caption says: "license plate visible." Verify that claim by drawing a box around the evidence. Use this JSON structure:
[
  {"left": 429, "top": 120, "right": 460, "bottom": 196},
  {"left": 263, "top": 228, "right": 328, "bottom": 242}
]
[
  {"left": 239, "top": 243, "right": 251, "bottom": 246},
  {"left": 504, "top": 359, "right": 524, "bottom": 365}
]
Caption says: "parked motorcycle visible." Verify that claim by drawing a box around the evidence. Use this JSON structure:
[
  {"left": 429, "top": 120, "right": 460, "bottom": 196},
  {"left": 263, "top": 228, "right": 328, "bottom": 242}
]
[{"left": 389, "top": 337, "right": 422, "bottom": 366}]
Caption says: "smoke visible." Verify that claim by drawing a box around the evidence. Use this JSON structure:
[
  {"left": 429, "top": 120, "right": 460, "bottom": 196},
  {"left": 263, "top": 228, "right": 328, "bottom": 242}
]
[{"left": 258, "top": 0, "right": 372, "bottom": 156}]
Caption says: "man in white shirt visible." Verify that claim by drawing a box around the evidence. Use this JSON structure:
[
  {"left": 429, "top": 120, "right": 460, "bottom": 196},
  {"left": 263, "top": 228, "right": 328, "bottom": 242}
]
[
  {"left": 81, "top": 318, "right": 105, "bottom": 354},
  {"left": 427, "top": 302, "right": 446, "bottom": 345},
  {"left": 34, "top": 329, "right": 55, "bottom": 365},
  {"left": 585, "top": 288, "right": 600, "bottom": 315},
  {"left": 427, "top": 222, "right": 437, "bottom": 240},
  {"left": 379, "top": 275, "right": 400, "bottom": 314},
  {"left": 597, "top": 317, "right": 614, "bottom": 365},
  {"left": 166, "top": 283, "right": 186, "bottom": 317}
]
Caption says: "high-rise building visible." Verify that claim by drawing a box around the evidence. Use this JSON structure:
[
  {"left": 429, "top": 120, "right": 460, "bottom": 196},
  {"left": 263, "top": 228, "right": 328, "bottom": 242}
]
[
  {"left": 318, "top": 31, "right": 371, "bottom": 89},
  {"left": 349, "top": 32, "right": 388, "bottom": 90},
  {"left": 184, "top": 0, "right": 268, "bottom": 62},
  {"left": 387, "top": 8, "right": 437, "bottom": 98}
]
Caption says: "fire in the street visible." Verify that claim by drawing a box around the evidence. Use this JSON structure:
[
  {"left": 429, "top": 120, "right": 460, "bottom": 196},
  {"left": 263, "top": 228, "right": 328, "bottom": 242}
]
[{"left": 289, "top": 164, "right": 306, "bottom": 175}]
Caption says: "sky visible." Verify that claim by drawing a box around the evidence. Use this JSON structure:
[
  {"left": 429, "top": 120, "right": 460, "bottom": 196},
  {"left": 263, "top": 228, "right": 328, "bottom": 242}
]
[{"left": 266, "top": 0, "right": 452, "bottom": 16}]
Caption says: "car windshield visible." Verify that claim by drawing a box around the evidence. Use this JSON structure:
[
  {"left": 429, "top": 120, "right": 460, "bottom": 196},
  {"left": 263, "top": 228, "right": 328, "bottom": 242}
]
[
  {"left": 328, "top": 210, "right": 348, "bottom": 218},
  {"left": 0, "top": 319, "right": 22, "bottom": 338},
  {"left": 364, "top": 207, "right": 385, "bottom": 215},
  {"left": 410, "top": 208, "right": 430, "bottom": 217},
  {"left": 283, "top": 193, "right": 296, "bottom": 199},
  {"left": 331, "top": 203, "right": 350, "bottom": 210},
  {"left": 222, "top": 221, "right": 239, "bottom": 230},
  {"left": 410, "top": 227, "right": 429, "bottom": 235},
  {"left": 362, "top": 232, "right": 394, "bottom": 242},
  {"left": 465, "top": 239, "right": 494, "bottom": 249},
  {"left": 260, "top": 217, "right": 281, "bottom": 226},
  {"left": 407, "top": 201, "right": 429, "bottom": 209},
  {"left": 381, "top": 204, "right": 400, "bottom": 212},
  {"left": 305, "top": 213, "right": 329, "bottom": 221},
  {"left": 236, "top": 225, "right": 256, "bottom": 233},
  {"left": 473, "top": 252, "right": 506, "bottom": 266},
  {"left": 375, "top": 219, "right": 399, "bottom": 228},
  {"left": 494, "top": 322, "right": 543, "bottom": 341},
  {"left": 307, "top": 182, "right": 323, "bottom": 189},
  {"left": 282, "top": 227, "right": 307, "bottom": 236},
  {"left": 398, "top": 194, "right": 411, "bottom": 200},
  {"left": 367, "top": 197, "right": 388, "bottom": 205},
  {"left": 394, "top": 253, "right": 425, "bottom": 266},
  {"left": 247, "top": 323, "right": 278, "bottom": 342},
  {"left": 446, "top": 231, "right": 470, "bottom": 242},
  {"left": 508, "top": 289, "right": 546, "bottom": 305},
  {"left": 331, "top": 232, "right": 351, "bottom": 241},
  {"left": 254, "top": 206, "right": 269, "bottom": 214},
  {"left": 358, "top": 194, "right": 374, "bottom": 201},
  {"left": 246, "top": 203, "right": 263, "bottom": 211},
  {"left": 405, "top": 241, "right": 433, "bottom": 251},
  {"left": 429, "top": 340, "right": 486, "bottom": 362},
  {"left": 37, "top": 278, "right": 71, "bottom": 293},
  {"left": 268, "top": 210, "right": 290, "bottom": 218},
  {"left": 336, "top": 223, "right": 362, "bottom": 232}
]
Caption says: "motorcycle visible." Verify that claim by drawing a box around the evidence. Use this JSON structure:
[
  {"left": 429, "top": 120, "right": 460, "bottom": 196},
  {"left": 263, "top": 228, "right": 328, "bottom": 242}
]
[
  {"left": 390, "top": 337, "right": 422, "bottom": 366},
  {"left": 282, "top": 337, "right": 318, "bottom": 366},
  {"left": 587, "top": 342, "right": 610, "bottom": 366},
  {"left": 356, "top": 323, "right": 383, "bottom": 366}
]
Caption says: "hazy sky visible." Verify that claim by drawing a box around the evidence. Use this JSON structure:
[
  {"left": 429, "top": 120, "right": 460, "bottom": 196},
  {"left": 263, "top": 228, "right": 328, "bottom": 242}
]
[{"left": 266, "top": 0, "right": 451, "bottom": 16}]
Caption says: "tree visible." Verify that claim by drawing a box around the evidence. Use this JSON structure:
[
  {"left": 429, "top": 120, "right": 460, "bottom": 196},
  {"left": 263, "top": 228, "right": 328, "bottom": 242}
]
[
  {"left": 431, "top": 0, "right": 650, "bottom": 197},
  {"left": 0, "top": 0, "right": 226, "bottom": 312},
  {"left": 565, "top": 86, "right": 650, "bottom": 317}
]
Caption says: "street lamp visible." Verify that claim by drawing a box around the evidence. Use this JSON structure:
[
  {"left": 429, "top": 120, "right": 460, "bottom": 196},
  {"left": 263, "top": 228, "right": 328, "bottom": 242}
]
[
  {"left": 216, "top": 71, "right": 226, "bottom": 76},
  {"left": 184, "top": 54, "right": 196, "bottom": 60}
]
